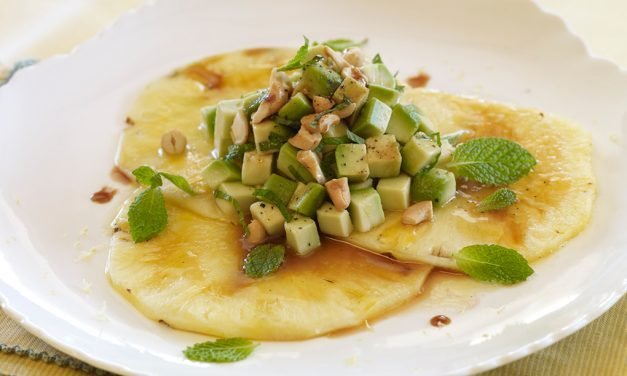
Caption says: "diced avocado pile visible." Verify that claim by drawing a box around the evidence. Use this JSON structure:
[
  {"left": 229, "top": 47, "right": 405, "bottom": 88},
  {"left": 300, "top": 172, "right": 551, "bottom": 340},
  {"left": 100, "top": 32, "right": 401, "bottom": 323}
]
[{"left": 201, "top": 40, "right": 458, "bottom": 256}]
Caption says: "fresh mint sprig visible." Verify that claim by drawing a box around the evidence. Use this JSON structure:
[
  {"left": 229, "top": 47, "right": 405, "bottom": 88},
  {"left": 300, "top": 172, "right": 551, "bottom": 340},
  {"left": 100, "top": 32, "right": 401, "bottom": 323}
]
[
  {"left": 454, "top": 244, "right": 534, "bottom": 284},
  {"left": 447, "top": 137, "right": 536, "bottom": 185},
  {"left": 128, "top": 166, "right": 195, "bottom": 242},
  {"left": 277, "top": 36, "right": 310, "bottom": 72},
  {"left": 184, "top": 338, "right": 258, "bottom": 363},
  {"left": 243, "top": 244, "right": 286, "bottom": 278},
  {"left": 477, "top": 188, "right": 517, "bottom": 212}
]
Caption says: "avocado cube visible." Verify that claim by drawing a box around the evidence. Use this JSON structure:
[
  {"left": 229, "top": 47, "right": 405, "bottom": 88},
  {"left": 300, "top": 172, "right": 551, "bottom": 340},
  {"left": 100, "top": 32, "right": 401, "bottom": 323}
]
[
  {"left": 401, "top": 136, "right": 441, "bottom": 176},
  {"left": 386, "top": 104, "right": 421, "bottom": 144},
  {"left": 376, "top": 174, "right": 411, "bottom": 210},
  {"left": 200, "top": 105, "right": 217, "bottom": 138},
  {"left": 215, "top": 182, "right": 256, "bottom": 216},
  {"left": 284, "top": 215, "right": 321, "bottom": 256},
  {"left": 242, "top": 89, "right": 268, "bottom": 117},
  {"left": 349, "top": 178, "right": 373, "bottom": 191},
  {"left": 316, "top": 202, "right": 353, "bottom": 237},
  {"left": 288, "top": 182, "right": 326, "bottom": 218},
  {"left": 366, "top": 134, "right": 402, "bottom": 178},
  {"left": 367, "top": 84, "right": 401, "bottom": 107},
  {"left": 348, "top": 188, "right": 385, "bottom": 232},
  {"left": 241, "top": 151, "right": 273, "bottom": 186},
  {"left": 277, "top": 92, "right": 314, "bottom": 122},
  {"left": 418, "top": 113, "right": 438, "bottom": 136},
  {"left": 300, "top": 60, "right": 342, "bottom": 98},
  {"left": 277, "top": 143, "right": 316, "bottom": 183},
  {"left": 214, "top": 99, "right": 242, "bottom": 157},
  {"left": 261, "top": 174, "right": 298, "bottom": 206},
  {"left": 436, "top": 139, "right": 455, "bottom": 168},
  {"left": 250, "top": 201, "right": 285, "bottom": 236},
  {"left": 335, "top": 144, "right": 369, "bottom": 182},
  {"left": 322, "top": 122, "right": 349, "bottom": 153},
  {"left": 251, "top": 120, "right": 294, "bottom": 153},
  {"left": 352, "top": 98, "right": 392, "bottom": 138},
  {"left": 361, "top": 63, "right": 396, "bottom": 88},
  {"left": 332, "top": 76, "right": 369, "bottom": 107},
  {"left": 411, "top": 168, "right": 456, "bottom": 207},
  {"left": 202, "top": 160, "right": 240, "bottom": 189}
]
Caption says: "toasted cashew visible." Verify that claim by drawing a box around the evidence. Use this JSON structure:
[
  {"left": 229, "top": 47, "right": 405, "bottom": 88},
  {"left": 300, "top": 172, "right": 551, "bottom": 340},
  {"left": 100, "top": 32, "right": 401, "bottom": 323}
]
[
  {"left": 230, "top": 110, "right": 250, "bottom": 145},
  {"left": 161, "top": 130, "right": 187, "bottom": 155},
  {"left": 317, "top": 113, "right": 340, "bottom": 133},
  {"left": 247, "top": 219, "right": 267, "bottom": 245},
  {"left": 251, "top": 69, "right": 291, "bottom": 124},
  {"left": 324, "top": 46, "right": 350, "bottom": 72},
  {"left": 341, "top": 66, "right": 368, "bottom": 85},
  {"left": 325, "top": 178, "right": 351, "bottom": 210},
  {"left": 401, "top": 201, "right": 433, "bottom": 225},
  {"left": 343, "top": 47, "right": 365, "bottom": 67},
  {"left": 297, "top": 150, "right": 326, "bottom": 184},
  {"left": 313, "top": 96, "right": 334, "bottom": 113},
  {"left": 288, "top": 127, "right": 322, "bottom": 150}
]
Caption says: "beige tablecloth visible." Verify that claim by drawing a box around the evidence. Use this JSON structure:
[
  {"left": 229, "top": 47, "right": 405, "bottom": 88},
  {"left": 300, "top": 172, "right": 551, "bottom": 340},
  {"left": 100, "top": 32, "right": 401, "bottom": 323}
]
[{"left": 1, "top": 1, "right": 625, "bottom": 375}]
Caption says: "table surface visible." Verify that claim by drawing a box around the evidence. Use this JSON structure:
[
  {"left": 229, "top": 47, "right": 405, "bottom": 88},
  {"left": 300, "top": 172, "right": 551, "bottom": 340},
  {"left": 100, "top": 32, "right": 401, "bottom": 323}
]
[{"left": 0, "top": 1, "right": 625, "bottom": 375}]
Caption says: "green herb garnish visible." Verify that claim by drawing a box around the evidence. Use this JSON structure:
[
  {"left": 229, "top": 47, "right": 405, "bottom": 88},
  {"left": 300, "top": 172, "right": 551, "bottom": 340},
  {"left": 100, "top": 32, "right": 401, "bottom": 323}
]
[
  {"left": 243, "top": 244, "right": 286, "bottom": 278},
  {"left": 372, "top": 53, "right": 383, "bottom": 64},
  {"left": 447, "top": 137, "right": 536, "bottom": 185},
  {"left": 277, "top": 36, "right": 310, "bottom": 72},
  {"left": 477, "top": 188, "right": 517, "bottom": 212},
  {"left": 243, "top": 89, "right": 269, "bottom": 117},
  {"left": 258, "top": 132, "right": 289, "bottom": 152},
  {"left": 225, "top": 143, "right": 256, "bottom": 166},
  {"left": 183, "top": 338, "right": 258, "bottom": 363},
  {"left": 454, "top": 244, "right": 534, "bottom": 284},
  {"left": 253, "top": 188, "right": 293, "bottom": 222},
  {"left": 322, "top": 38, "right": 368, "bottom": 52},
  {"left": 128, "top": 166, "right": 195, "bottom": 242}
]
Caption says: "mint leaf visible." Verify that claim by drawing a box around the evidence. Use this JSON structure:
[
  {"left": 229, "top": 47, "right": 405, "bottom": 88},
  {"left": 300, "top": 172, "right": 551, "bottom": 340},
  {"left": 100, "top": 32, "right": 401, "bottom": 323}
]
[
  {"left": 477, "top": 188, "right": 517, "bottom": 212},
  {"left": 132, "top": 166, "right": 158, "bottom": 186},
  {"left": 128, "top": 187, "right": 168, "bottom": 242},
  {"left": 448, "top": 137, "right": 536, "bottom": 185},
  {"left": 225, "top": 143, "right": 255, "bottom": 166},
  {"left": 243, "top": 88, "right": 269, "bottom": 117},
  {"left": 183, "top": 338, "right": 258, "bottom": 363},
  {"left": 214, "top": 190, "right": 249, "bottom": 236},
  {"left": 253, "top": 189, "right": 293, "bottom": 222},
  {"left": 322, "top": 38, "right": 368, "bottom": 52},
  {"left": 454, "top": 244, "right": 534, "bottom": 284},
  {"left": 159, "top": 172, "right": 195, "bottom": 195},
  {"left": 372, "top": 53, "right": 383, "bottom": 64},
  {"left": 243, "top": 244, "right": 285, "bottom": 278},
  {"left": 259, "top": 132, "right": 289, "bottom": 152},
  {"left": 277, "top": 36, "right": 310, "bottom": 72}
]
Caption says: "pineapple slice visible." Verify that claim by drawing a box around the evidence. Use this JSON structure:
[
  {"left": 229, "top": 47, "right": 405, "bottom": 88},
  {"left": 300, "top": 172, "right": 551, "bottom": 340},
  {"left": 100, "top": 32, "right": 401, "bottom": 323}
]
[{"left": 107, "top": 202, "right": 431, "bottom": 340}]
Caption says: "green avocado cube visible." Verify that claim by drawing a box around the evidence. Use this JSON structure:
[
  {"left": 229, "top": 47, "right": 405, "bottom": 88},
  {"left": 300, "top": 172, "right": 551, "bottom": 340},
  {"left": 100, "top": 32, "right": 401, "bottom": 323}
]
[
  {"left": 376, "top": 174, "right": 411, "bottom": 210},
  {"left": 277, "top": 143, "right": 316, "bottom": 183},
  {"left": 214, "top": 99, "right": 241, "bottom": 157},
  {"left": 300, "top": 60, "right": 342, "bottom": 98},
  {"left": 215, "top": 182, "right": 256, "bottom": 216},
  {"left": 366, "top": 134, "right": 402, "bottom": 178},
  {"left": 241, "top": 151, "right": 273, "bottom": 186},
  {"left": 386, "top": 104, "right": 421, "bottom": 144},
  {"left": 348, "top": 188, "right": 385, "bottom": 232},
  {"left": 351, "top": 98, "right": 392, "bottom": 138},
  {"left": 250, "top": 201, "right": 285, "bottom": 236},
  {"left": 367, "top": 84, "right": 401, "bottom": 107},
  {"left": 316, "top": 202, "right": 353, "bottom": 237},
  {"left": 418, "top": 113, "right": 438, "bottom": 136},
  {"left": 261, "top": 174, "right": 298, "bottom": 206},
  {"left": 251, "top": 120, "right": 294, "bottom": 153},
  {"left": 411, "top": 168, "right": 456, "bottom": 207},
  {"left": 349, "top": 178, "right": 373, "bottom": 191},
  {"left": 288, "top": 182, "right": 326, "bottom": 218},
  {"left": 241, "top": 89, "right": 268, "bottom": 117},
  {"left": 335, "top": 144, "right": 369, "bottom": 182},
  {"left": 202, "top": 160, "right": 241, "bottom": 189},
  {"left": 332, "top": 76, "right": 369, "bottom": 107},
  {"left": 200, "top": 105, "right": 217, "bottom": 138},
  {"left": 436, "top": 139, "right": 455, "bottom": 168},
  {"left": 361, "top": 63, "right": 396, "bottom": 88},
  {"left": 322, "top": 122, "right": 349, "bottom": 153},
  {"left": 401, "top": 136, "right": 441, "bottom": 176},
  {"left": 284, "top": 214, "right": 321, "bottom": 256},
  {"left": 277, "top": 92, "right": 314, "bottom": 123}
]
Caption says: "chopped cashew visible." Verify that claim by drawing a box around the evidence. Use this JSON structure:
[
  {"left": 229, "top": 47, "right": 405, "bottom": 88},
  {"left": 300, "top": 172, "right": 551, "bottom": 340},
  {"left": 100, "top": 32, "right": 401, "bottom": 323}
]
[
  {"left": 313, "top": 96, "right": 334, "bottom": 112},
  {"left": 251, "top": 69, "right": 291, "bottom": 124},
  {"left": 247, "top": 219, "right": 267, "bottom": 245},
  {"left": 401, "top": 201, "right": 433, "bottom": 225},
  {"left": 325, "top": 178, "right": 351, "bottom": 210},
  {"left": 161, "top": 130, "right": 187, "bottom": 155},
  {"left": 341, "top": 66, "right": 368, "bottom": 85},
  {"left": 297, "top": 150, "right": 326, "bottom": 184},
  {"left": 317, "top": 113, "right": 340, "bottom": 133},
  {"left": 230, "top": 110, "right": 250, "bottom": 145},
  {"left": 288, "top": 127, "right": 322, "bottom": 150},
  {"left": 343, "top": 47, "right": 365, "bottom": 67},
  {"left": 300, "top": 114, "right": 317, "bottom": 132},
  {"left": 333, "top": 102, "right": 357, "bottom": 119},
  {"left": 324, "top": 46, "right": 350, "bottom": 72}
]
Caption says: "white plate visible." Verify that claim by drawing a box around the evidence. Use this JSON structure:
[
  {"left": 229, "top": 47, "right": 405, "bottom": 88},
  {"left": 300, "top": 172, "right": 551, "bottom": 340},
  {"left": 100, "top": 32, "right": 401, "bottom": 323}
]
[{"left": 0, "top": 0, "right": 626, "bottom": 374}]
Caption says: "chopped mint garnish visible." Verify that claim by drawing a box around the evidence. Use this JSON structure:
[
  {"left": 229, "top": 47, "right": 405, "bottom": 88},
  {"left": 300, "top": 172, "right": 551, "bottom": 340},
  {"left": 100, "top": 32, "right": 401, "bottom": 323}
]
[
  {"left": 183, "top": 338, "right": 258, "bottom": 363},
  {"left": 159, "top": 172, "right": 195, "bottom": 195},
  {"left": 477, "top": 188, "right": 517, "bottom": 212},
  {"left": 277, "top": 36, "right": 310, "bottom": 72},
  {"left": 322, "top": 38, "right": 368, "bottom": 52},
  {"left": 372, "top": 53, "right": 383, "bottom": 64},
  {"left": 454, "top": 244, "right": 534, "bottom": 284},
  {"left": 243, "top": 244, "right": 286, "bottom": 278},
  {"left": 447, "top": 137, "right": 536, "bottom": 185},
  {"left": 128, "top": 188, "right": 167, "bottom": 243}
]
